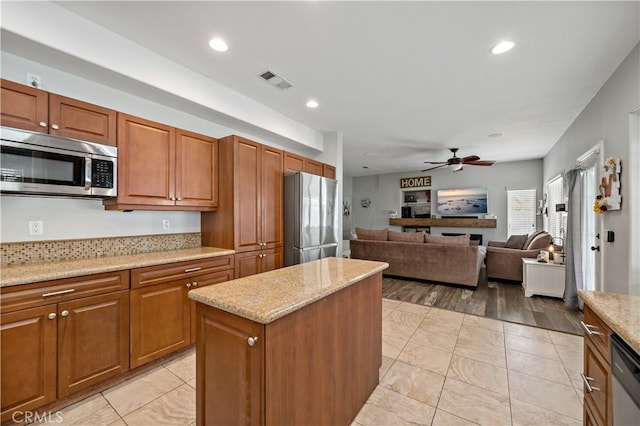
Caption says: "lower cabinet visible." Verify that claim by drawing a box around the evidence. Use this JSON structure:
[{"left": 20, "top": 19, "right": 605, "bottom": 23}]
[
  {"left": 234, "top": 247, "right": 282, "bottom": 279},
  {"left": 0, "top": 271, "right": 129, "bottom": 423},
  {"left": 130, "top": 256, "right": 234, "bottom": 368},
  {"left": 581, "top": 305, "right": 613, "bottom": 426}
]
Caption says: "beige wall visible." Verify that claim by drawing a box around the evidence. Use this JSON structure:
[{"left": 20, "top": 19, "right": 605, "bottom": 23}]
[{"left": 543, "top": 43, "right": 640, "bottom": 295}]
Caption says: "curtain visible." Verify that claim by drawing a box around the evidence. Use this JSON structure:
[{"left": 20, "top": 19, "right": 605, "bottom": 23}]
[{"left": 563, "top": 169, "right": 584, "bottom": 309}]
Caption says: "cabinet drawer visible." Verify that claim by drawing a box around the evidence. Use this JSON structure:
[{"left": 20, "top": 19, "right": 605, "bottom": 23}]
[
  {"left": 583, "top": 305, "right": 612, "bottom": 359},
  {"left": 131, "top": 256, "right": 233, "bottom": 288},
  {"left": 584, "top": 338, "right": 610, "bottom": 426},
  {"left": 0, "top": 271, "right": 129, "bottom": 313}
]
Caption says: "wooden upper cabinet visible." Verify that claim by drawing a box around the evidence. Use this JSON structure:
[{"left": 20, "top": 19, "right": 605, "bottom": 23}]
[
  {"left": 304, "top": 158, "right": 323, "bottom": 176},
  {"left": 283, "top": 151, "right": 305, "bottom": 173},
  {"left": 49, "top": 94, "right": 117, "bottom": 146},
  {"left": 115, "top": 113, "right": 176, "bottom": 207},
  {"left": 176, "top": 129, "right": 218, "bottom": 208},
  {"left": 0, "top": 79, "right": 117, "bottom": 146},
  {"left": 261, "top": 146, "right": 284, "bottom": 249},
  {"left": 105, "top": 113, "right": 218, "bottom": 211},
  {"left": 235, "top": 138, "right": 262, "bottom": 252},
  {"left": 323, "top": 164, "right": 336, "bottom": 179},
  {"left": 1, "top": 78, "right": 48, "bottom": 132}
]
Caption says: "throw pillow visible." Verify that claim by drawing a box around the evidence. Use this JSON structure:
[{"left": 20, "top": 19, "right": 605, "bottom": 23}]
[
  {"left": 424, "top": 233, "right": 470, "bottom": 245},
  {"left": 527, "top": 232, "right": 552, "bottom": 250},
  {"left": 355, "top": 227, "right": 389, "bottom": 241},
  {"left": 505, "top": 234, "right": 528, "bottom": 249},
  {"left": 388, "top": 230, "right": 424, "bottom": 243},
  {"left": 522, "top": 230, "right": 543, "bottom": 250}
]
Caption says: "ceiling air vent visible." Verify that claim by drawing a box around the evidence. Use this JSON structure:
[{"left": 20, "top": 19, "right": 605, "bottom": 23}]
[{"left": 258, "top": 69, "right": 293, "bottom": 90}]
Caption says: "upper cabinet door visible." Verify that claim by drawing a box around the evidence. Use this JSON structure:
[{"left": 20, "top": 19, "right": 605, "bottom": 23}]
[
  {"left": 323, "top": 164, "right": 336, "bottom": 179},
  {"left": 304, "top": 158, "right": 323, "bottom": 176},
  {"left": 234, "top": 137, "right": 262, "bottom": 252},
  {"left": 283, "top": 151, "right": 304, "bottom": 173},
  {"left": 176, "top": 129, "right": 218, "bottom": 209},
  {"left": 117, "top": 113, "right": 176, "bottom": 206},
  {"left": 261, "top": 146, "right": 283, "bottom": 249},
  {"left": 0, "top": 79, "right": 48, "bottom": 132},
  {"left": 49, "top": 94, "right": 117, "bottom": 146}
]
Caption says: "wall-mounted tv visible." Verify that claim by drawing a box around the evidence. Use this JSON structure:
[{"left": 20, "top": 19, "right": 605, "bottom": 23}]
[{"left": 437, "top": 187, "right": 488, "bottom": 216}]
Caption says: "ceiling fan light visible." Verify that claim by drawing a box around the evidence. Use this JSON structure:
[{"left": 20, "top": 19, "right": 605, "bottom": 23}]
[
  {"left": 449, "top": 163, "right": 463, "bottom": 171},
  {"left": 491, "top": 41, "right": 514, "bottom": 55}
]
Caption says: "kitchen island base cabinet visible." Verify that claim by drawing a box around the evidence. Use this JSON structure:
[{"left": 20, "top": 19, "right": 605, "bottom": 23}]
[{"left": 195, "top": 272, "right": 382, "bottom": 426}]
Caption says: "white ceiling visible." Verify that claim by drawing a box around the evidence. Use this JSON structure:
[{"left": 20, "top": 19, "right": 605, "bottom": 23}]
[{"left": 53, "top": 1, "right": 639, "bottom": 176}]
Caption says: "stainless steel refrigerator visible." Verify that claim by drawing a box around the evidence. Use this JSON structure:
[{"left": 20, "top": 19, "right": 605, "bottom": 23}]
[{"left": 284, "top": 171, "right": 339, "bottom": 266}]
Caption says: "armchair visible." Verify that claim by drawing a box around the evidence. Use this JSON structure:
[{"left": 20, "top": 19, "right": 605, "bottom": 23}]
[{"left": 485, "top": 231, "right": 552, "bottom": 282}]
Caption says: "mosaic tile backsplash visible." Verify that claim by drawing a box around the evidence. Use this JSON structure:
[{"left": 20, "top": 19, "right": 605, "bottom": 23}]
[{"left": 1, "top": 233, "right": 201, "bottom": 265}]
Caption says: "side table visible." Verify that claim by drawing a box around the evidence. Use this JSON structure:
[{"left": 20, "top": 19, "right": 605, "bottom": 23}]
[{"left": 521, "top": 258, "right": 566, "bottom": 298}]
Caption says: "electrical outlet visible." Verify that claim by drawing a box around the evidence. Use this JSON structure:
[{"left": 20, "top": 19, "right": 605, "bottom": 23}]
[
  {"left": 27, "top": 73, "right": 42, "bottom": 89},
  {"left": 162, "top": 219, "right": 170, "bottom": 230},
  {"left": 28, "top": 220, "right": 44, "bottom": 236}
]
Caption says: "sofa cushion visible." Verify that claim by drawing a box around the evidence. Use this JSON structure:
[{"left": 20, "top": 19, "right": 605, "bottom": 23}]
[
  {"left": 424, "top": 233, "right": 470, "bottom": 246},
  {"left": 505, "top": 234, "right": 528, "bottom": 249},
  {"left": 388, "top": 230, "right": 424, "bottom": 243},
  {"left": 527, "top": 232, "right": 552, "bottom": 250},
  {"left": 355, "top": 227, "right": 389, "bottom": 241}
]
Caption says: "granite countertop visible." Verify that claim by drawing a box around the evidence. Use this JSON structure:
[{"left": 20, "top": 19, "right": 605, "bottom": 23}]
[
  {"left": 1, "top": 247, "right": 235, "bottom": 287},
  {"left": 578, "top": 290, "right": 640, "bottom": 354},
  {"left": 188, "top": 257, "right": 389, "bottom": 324}
]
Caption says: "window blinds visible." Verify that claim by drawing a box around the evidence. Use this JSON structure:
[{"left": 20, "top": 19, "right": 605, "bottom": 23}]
[
  {"left": 507, "top": 188, "right": 537, "bottom": 237},
  {"left": 546, "top": 177, "right": 564, "bottom": 239}
]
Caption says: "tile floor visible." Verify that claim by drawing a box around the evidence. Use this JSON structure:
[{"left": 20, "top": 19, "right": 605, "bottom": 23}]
[{"left": 39, "top": 298, "right": 584, "bottom": 425}]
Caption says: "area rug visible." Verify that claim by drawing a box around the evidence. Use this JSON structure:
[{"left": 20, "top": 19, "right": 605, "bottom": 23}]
[{"left": 382, "top": 274, "right": 583, "bottom": 335}]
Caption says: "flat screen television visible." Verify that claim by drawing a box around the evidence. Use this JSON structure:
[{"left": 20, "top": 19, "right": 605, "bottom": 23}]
[{"left": 437, "top": 187, "right": 488, "bottom": 216}]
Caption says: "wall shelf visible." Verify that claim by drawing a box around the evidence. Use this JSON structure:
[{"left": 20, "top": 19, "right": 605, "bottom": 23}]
[{"left": 389, "top": 218, "right": 497, "bottom": 228}]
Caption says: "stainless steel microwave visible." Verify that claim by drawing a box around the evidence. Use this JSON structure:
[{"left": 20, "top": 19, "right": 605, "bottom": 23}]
[{"left": 0, "top": 126, "right": 117, "bottom": 198}]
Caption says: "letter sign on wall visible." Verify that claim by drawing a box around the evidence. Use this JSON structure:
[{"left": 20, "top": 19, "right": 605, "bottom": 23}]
[{"left": 400, "top": 176, "right": 431, "bottom": 188}]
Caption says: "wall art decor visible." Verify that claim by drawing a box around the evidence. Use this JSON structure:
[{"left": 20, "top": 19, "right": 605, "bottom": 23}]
[{"left": 595, "top": 157, "right": 621, "bottom": 213}]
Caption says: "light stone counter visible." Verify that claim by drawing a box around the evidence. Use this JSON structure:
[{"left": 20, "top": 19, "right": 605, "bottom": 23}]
[
  {"left": 578, "top": 290, "right": 640, "bottom": 355},
  {"left": 1, "top": 247, "right": 235, "bottom": 287},
  {"left": 188, "top": 257, "right": 389, "bottom": 324}
]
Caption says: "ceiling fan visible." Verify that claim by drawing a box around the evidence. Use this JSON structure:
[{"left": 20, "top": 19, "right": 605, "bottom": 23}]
[{"left": 421, "top": 148, "right": 495, "bottom": 172}]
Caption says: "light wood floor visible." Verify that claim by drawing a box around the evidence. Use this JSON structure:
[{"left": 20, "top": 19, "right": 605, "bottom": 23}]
[{"left": 382, "top": 269, "right": 584, "bottom": 335}]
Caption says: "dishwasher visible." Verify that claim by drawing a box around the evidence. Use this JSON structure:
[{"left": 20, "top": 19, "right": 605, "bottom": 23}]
[{"left": 610, "top": 333, "right": 640, "bottom": 426}]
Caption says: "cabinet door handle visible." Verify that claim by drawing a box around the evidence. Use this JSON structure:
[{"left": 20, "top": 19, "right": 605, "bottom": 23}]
[
  {"left": 51, "top": 124, "right": 60, "bottom": 130},
  {"left": 580, "top": 373, "right": 601, "bottom": 392},
  {"left": 192, "top": 282, "right": 198, "bottom": 287},
  {"left": 177, "top": 197, "right": 182, "bottom": 201},
  {"left": 184, "top": 267, "right": 202, "bottom": 273},
  {"left": 580, "top": 321, "right": 604, "bottom": 336},
  {"left": 48, "top": 313, "right": 56, "bottom": 320},
  {"left": 186, "top": 283, "right": 192, "bottom": 288},
  {"left": 39, "top": 121, "right": 47, "bottom": 128},
  {"left": 42, "top": 288, "right": 75, "bottom": 297},
  {"left": 169, "top": 196, "right": 175, "bottom": 201},
  {"left": 247, "top": 336, "right": 258, "bottom": 347},
  {"left": 60, "top": 310, "right": 69, "bottom": 317}
]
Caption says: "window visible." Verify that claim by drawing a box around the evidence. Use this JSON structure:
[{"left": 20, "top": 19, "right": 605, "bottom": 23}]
[
  {"left": 545, "top": 176, "right": 565, "bottom": 239},
  {"left": 507, "top": 188, "right": 537, "bottom": 237}
]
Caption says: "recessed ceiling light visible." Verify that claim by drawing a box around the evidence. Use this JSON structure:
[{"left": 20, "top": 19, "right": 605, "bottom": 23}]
[
  {"left": 488, "top": 133, "right": 503, "bottom": 138},
  {"left": 490, "top": 41, "right": 514, "bottom": 55},
  {"left": 209, "top": 38, "right": 228, "bottom": 52},
  {"left": 306, "top": 100, "right": 319, "bottom": 109}
]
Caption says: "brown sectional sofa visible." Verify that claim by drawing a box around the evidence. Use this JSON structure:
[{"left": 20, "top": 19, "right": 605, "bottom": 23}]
[
  {"left": 350, "top": 228, "right": 486, "bottom": 287},
  {"left": 485, "top": 231, "right": 553, "bottom": 282}
]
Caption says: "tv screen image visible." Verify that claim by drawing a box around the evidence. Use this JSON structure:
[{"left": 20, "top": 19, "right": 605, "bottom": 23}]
[{"left": 437, "top": 187, "right": 488, "bottom": 216}]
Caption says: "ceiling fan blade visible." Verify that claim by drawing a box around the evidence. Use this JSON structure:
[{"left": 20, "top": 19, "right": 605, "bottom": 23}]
[
  {"left": 424, "top": 161, "right": 447, "bottom": 164},
  {"left": 465, "top": 160, "right": 495, "bottom": 166},
  {"left": 421, "top": 164, "right": 447, "bottom": 172}
]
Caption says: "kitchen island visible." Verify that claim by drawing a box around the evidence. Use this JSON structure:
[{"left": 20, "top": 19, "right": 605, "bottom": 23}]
[{"left": 188, "top": 257, "right": 388, "bottom": 426}]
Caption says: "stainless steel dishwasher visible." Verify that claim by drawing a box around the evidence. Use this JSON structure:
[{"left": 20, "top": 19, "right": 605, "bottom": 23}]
[{"left": 610, "top": 334, "right": 640, "bottom": 426}]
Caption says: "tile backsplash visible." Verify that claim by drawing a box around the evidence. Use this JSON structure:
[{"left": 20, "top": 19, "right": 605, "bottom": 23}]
[{"left": 1, "top": 233, "right": 201, "bottom": 265}]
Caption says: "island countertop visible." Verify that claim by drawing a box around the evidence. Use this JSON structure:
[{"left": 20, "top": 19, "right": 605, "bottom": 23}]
[
  {"left": 188, "top": 257, "right": 389, "bottom": 324},
  {"left": 578, "top": 290, "right": 640, "bottom": 355},
  {"left": 1, "top": 247, "right": 235, "bottom": 287}
]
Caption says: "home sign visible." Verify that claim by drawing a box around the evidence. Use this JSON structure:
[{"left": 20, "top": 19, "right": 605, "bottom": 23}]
[{"left": 400, "top": 176, "right": 431, "bottom": 188}]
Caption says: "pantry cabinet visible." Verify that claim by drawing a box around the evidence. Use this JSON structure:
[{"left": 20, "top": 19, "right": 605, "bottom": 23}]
[
  {"left": 130, "top": 256, "right": 233, "bottom": 368},
  {"left": 104, "top": 113, "right": 218, "bottom": 211},
  {"left": 0, "top": 271, "right": 129, "bottom": 423},
  {"left": 0, "top": 79, "right": 117, "bottom": 146},
  {"left": 202, "top": 136, "right": 283, "bottom": 278}
]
